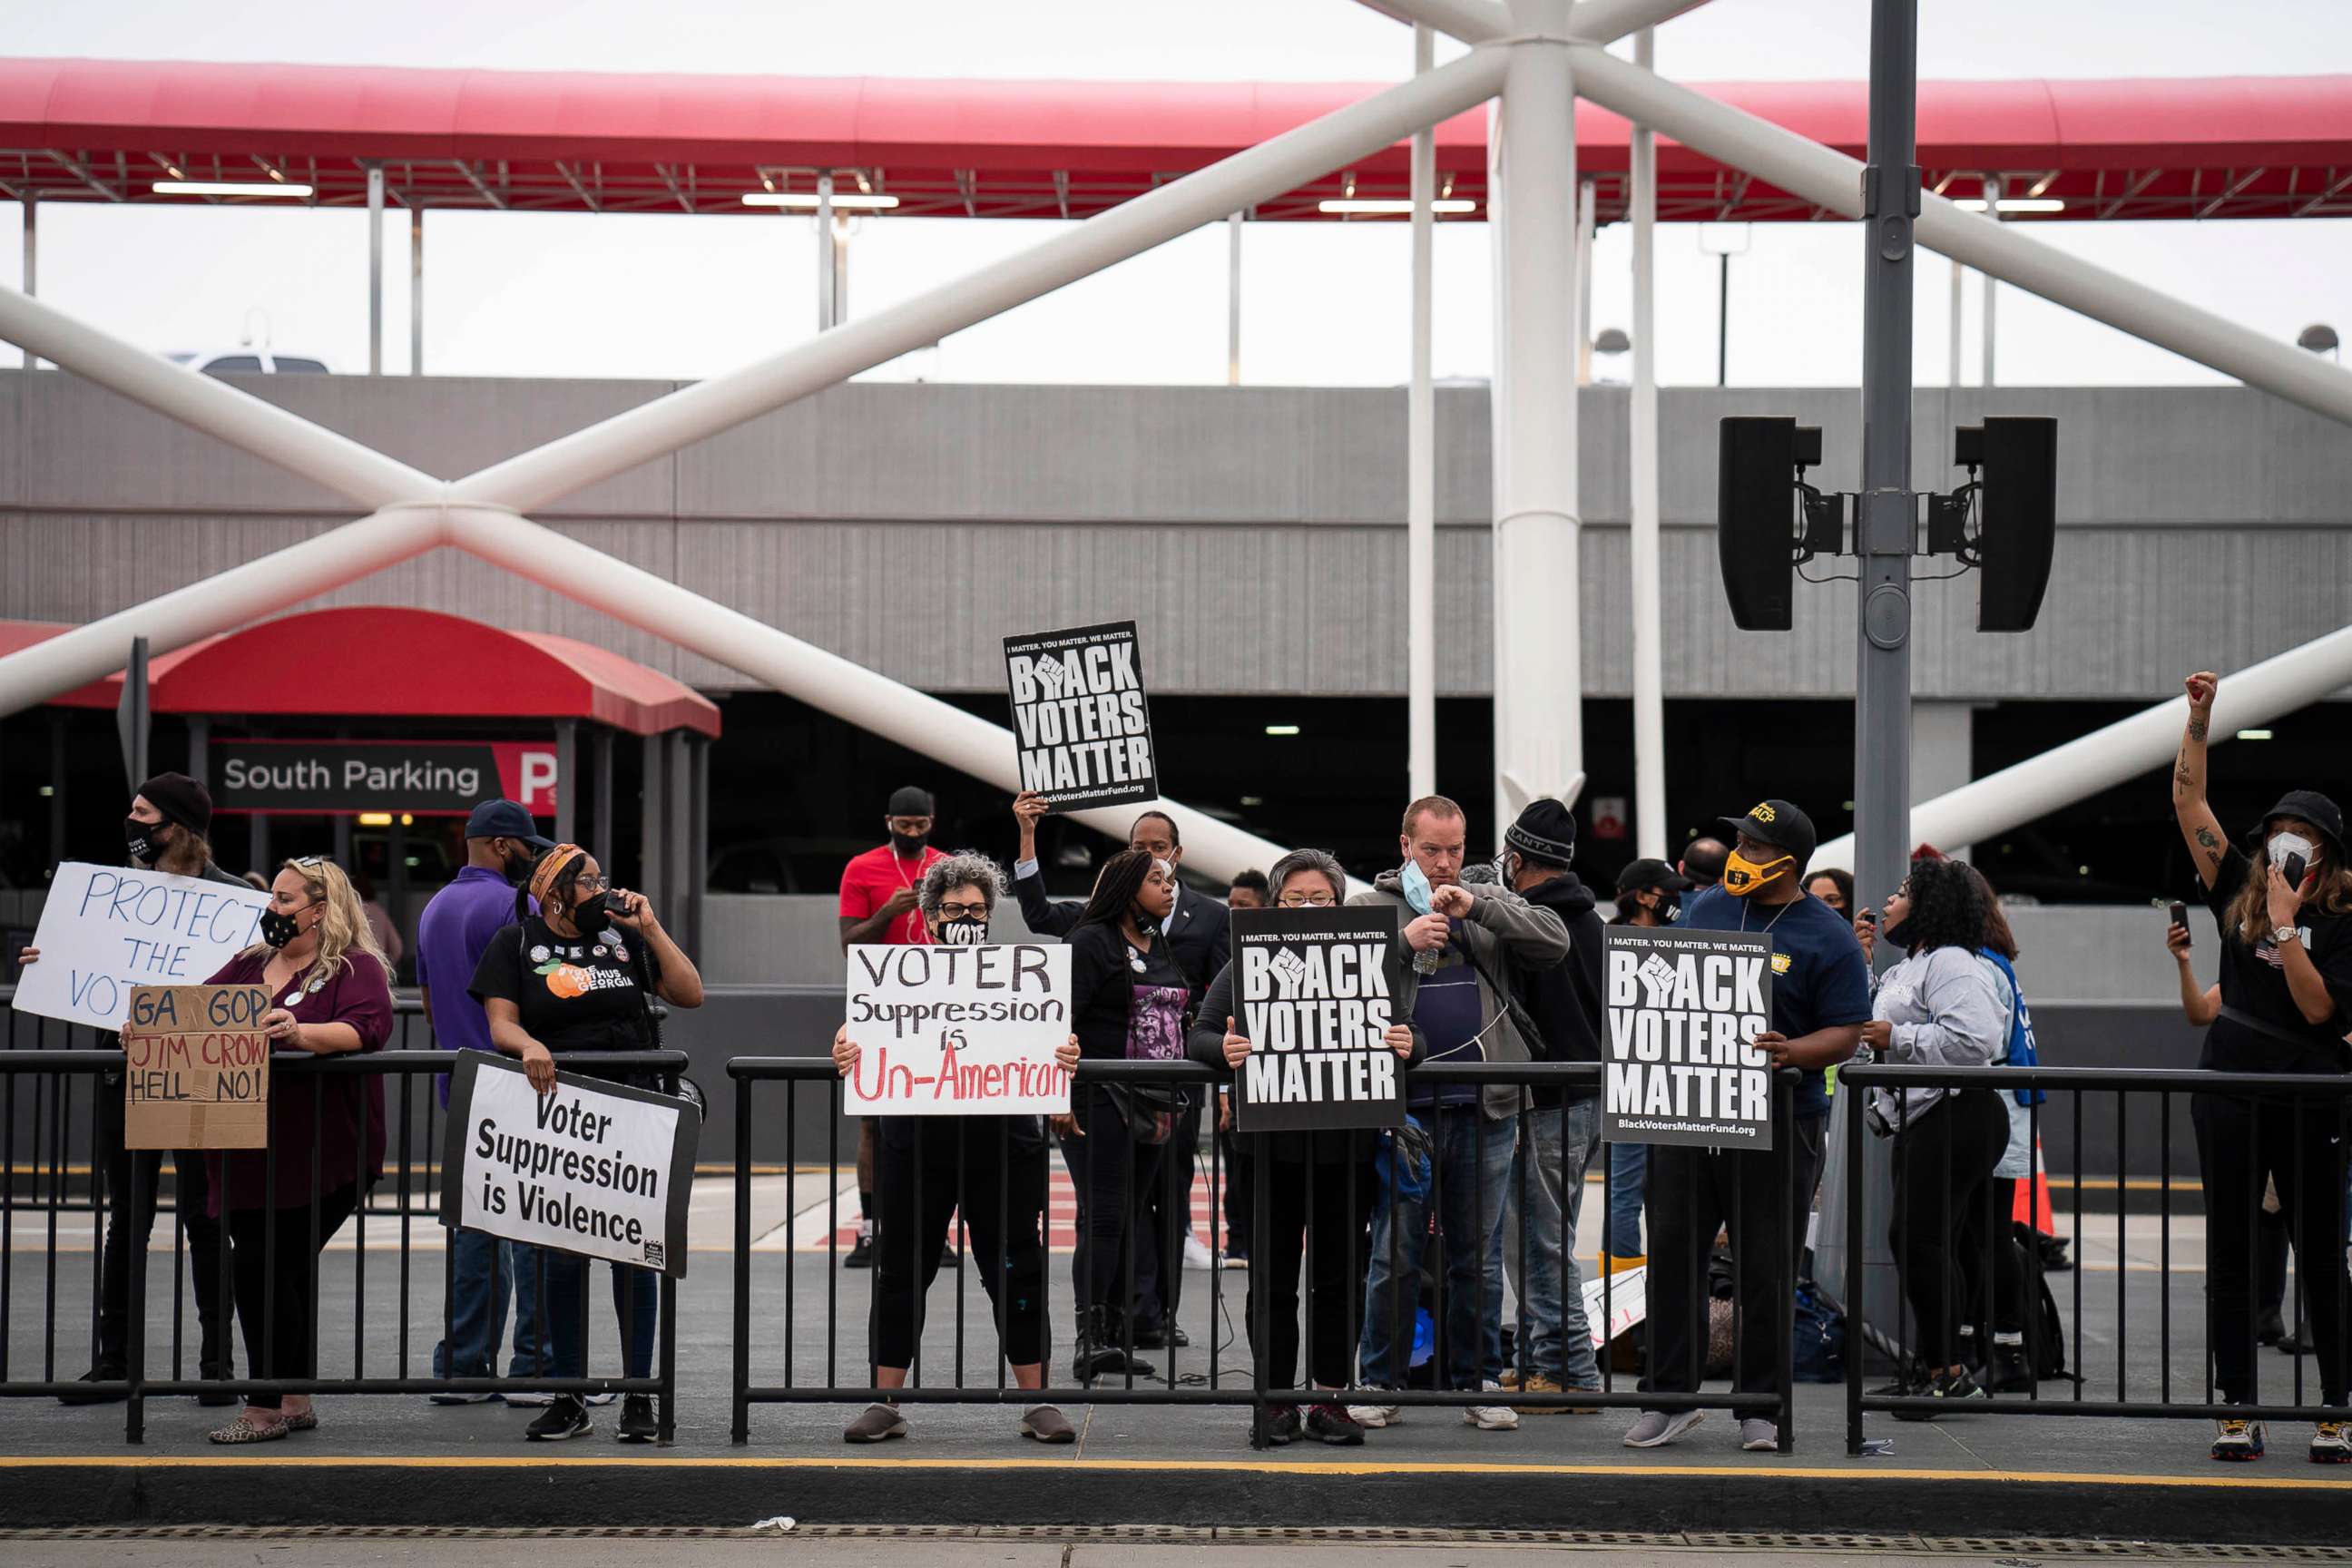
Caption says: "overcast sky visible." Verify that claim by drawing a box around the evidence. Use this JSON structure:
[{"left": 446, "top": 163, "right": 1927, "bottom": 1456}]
[{"left": 5, "top": 0, "right": 2348, "bottom": 389}]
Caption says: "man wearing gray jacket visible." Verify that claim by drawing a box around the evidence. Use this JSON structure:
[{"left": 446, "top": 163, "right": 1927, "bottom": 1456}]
[{"left": 1348, "top": 795, "right": 1571, "bottom": 1433}]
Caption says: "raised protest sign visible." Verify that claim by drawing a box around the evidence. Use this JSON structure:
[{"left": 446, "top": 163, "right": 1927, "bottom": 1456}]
[
  {"left": 121, "top": 984, "right": 271, "bottom": 1150},
  {"left": 1602, "top": 926, "right": 1776, "bottom": 1150},
  {"left": 1230, "top": 906, "right": 1406, "bottom": 1134},
  {"left": 440, "top": 1052, "right": 698, "bottom": 1278},
  {"left": 842, "top": 943, "right": 1073, "bottom": 1115},
  {"left": 15, "top": 862, "right": 270, "bottom": 1032},
  {"left": 1003, "top": 621, "right": 1158, "bottom": 812}
]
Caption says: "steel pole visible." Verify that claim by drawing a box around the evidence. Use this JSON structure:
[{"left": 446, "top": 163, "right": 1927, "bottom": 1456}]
[
  {"left": 367, "top": 165, "right": 385, "bottom": 376},
  {"left": 1575, "top": 178, "right": 1597, "bottom": 386},
  {"left": 1629, "top": 27, "right": 1666, "bottom": 860},
  {"left": 1980, "top": 174, "right": 2000, "bottom": 387},
  {"left": 1947, "top": 255, "right": 1963, "bottom": 389},
  {"left": 1407, "top": 24, "right": 1437, "bottom": 799},
  {"left": 1227, "top": 211, "right": 1243, "bottom": 386},
  {"left": 1716, "top": 252, "right": 1730, "bottom": 387},
  {"left": 17, "top": 193, "right": 31, "bottom": 369},
  {"left": 410, "top": 205, "right": 425, "bottom": 374},
  {"left": 1851, "top": 0, "right": 1919, "bottom": 927},
  {"left": 816, "top": 175, "right": 836, "bottom": 331}
]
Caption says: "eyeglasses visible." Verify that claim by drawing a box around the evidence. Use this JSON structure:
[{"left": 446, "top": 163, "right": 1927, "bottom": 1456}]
[
  {"left": 573, "top": 874, "right": 612, "bottom": 894},
  {"left": 936, "top": 900, "right": 989, "bottom": 919},
  {"left": 1276, "top": 892, "right": 1338, "bottom": 908}
]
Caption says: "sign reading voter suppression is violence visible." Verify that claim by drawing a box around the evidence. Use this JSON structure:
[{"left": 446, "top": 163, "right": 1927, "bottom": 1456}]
[
  {"left": 1230, "top": 906, "right": 1406, "bottom": 1134},
  {"left": 14, "top": 862, "right": 270, "bottom": 1032},
  {"left": 122, "top": 984, "right": 271, "bottom": 1150},
  {"left": 843, "top": 944, "right": 1073, "bottom": 1115},
  {"left": 1003, "top": 621, "right": 1158, "bottom": 812},
  {"left": 441, "top": 1052, "right": 698, "bottom": 1278},
  {"left": 1602, "top": 926, "right": 1776, "bottom": 1151}
]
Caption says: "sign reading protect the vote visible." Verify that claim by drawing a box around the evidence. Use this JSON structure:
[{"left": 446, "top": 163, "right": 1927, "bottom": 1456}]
[
  {"left": 441, "top": 1052, "right": 698, "bottom": 1278},
  {"left": 1003, "top": 621, "right": 1158, "bottom": 812},
  {"left": 122, "top": 984, "right": 271, "bottom": 1150},
  {"left": 1230, "top": 906, "right": 1406, "bottom": 1134},
  {"left": 842, "top": 944, "right": 1073, "bottom": 1115},
  {"left": 14, "top": 862, "right": 270, "bottom": 1032},
  {"left": 1602, "top": 926, "right": 1776, "bottom": 1150}
]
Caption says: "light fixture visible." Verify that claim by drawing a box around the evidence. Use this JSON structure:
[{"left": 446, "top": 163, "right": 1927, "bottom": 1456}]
[
  {"left": 1318, "top": 198, "right": 1476, "bottom": 215},
  {"left": 2237, "top": 729, "right": 2274, "bottom": 741},
  {"left": 1264, "top": 724, "right": 1301, "bottom": 737},
  {"left": 1593, "top": 327, "right": 1631, "bottom": 356},
  {"left": 358, "top": 812, "right": 393, "bottom": 827},
  {"left": 1240, "top": 795, "right": 1265, "bottom": 808},
  {"left": 740, "top": 192, "right": 898, "bottom": 211},
  {"left": 152, "top": 179, "right": 315, "bottom": 198},
  {"left": 36, "top": 784, "right": 54, "bottom": 798},
  {"left": 1954, "top": 197, "right": 2065, "bottom": 214},
  {"left": 399, "top": 814, "right": 415, "bottom": 826}
]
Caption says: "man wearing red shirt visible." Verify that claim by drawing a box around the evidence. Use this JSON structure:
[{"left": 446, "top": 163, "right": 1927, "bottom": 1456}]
[{"left": 838, "top": 786, "right": 946, "bottom": 1267}]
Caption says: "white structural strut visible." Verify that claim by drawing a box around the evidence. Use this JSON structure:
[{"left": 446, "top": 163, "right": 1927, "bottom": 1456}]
[
  {"left": 1812, "top": 626, "right": 2352, "bottom": 873},
  {"left": 450, "top": 47, "right": 1512, "bottom": 517},
  {"left": 1406, "top": 24, "right": 1439, "bottom": 799},
  {"left": 1628, "top": 27, "right": 1666, "bottom": 861},
  {"left": 0, "top": 286, "right": 441, "bottom": 510},
  {"left": 1566, "top": 0, "right": 1717, "bottom": 42},
  {"left": 1489, "top": 0, "right": 1584, "bottom": 828},
  {"left": 1566, "top": 44, "right": 2352, "bottom": 426},
  {"left": 1352, "top": 0, "right": 1511, "bottom": 44}
]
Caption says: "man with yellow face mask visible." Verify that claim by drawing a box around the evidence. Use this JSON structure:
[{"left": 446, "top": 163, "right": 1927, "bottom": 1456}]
[{"left": 1623, "top": 799, "right": 1872, "bottom": 1455}]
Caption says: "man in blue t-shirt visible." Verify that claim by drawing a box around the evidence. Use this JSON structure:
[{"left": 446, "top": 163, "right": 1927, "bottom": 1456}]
[{"left": 1624, "top": 799, "right": 1870, "bottom": 1455}]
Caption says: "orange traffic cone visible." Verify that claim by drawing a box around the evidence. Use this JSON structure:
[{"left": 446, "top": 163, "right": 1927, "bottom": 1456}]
[{"left": 2011, "top": 1138, "right": 2055, "bottom": 1235}]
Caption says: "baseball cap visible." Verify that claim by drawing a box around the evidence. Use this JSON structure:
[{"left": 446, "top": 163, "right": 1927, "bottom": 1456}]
[
  {"left": 465, "top": 799, "right": 555, "bottom": 849},
  {"left": 2261, "top": 789, "right": 2344, "bottom": 854},
  {"left": 1715, "top": 799, "right": 1819, "bottom": 869},
  {"left": 1615, "top": 858, "right": 1690, "bottom": 896}
]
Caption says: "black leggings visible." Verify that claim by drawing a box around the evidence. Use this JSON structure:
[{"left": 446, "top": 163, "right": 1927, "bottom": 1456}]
[
  {"left": 1953, "top": 1173, "right": 2031, "bottom": 1342},
  {"left": 1888, "top": 1092, "right": 2009, "bottom": 1369},
  {"left": 1249, "top": 1156, "right": 1375, "bottom": 1392},
  {"left": 2193, "top": 1091, "right": 2350, "bottom": 1406},
  {"left": 1056, "top": 1089, "right": 1166, "bottom": 1320},
  {"left": 93, "top": 1084, "right": 230, "bottom": 1371},
  {"left": 869, "top": 1116, "right": 1050, "bottom": 1370},
  {"left": 226, "top": 1184, "right": 359, "bottom": 1409}
]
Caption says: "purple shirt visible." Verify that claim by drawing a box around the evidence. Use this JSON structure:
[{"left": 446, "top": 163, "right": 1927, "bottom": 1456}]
[
  {"left": 416, "top": 867, "right": 521, "bottom": 1103},
  {"left": 204, "top": 949, "right": 394, "bottom": 1211}
]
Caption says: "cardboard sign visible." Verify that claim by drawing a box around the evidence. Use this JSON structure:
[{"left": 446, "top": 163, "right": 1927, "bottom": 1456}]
[
  {"left": 440, "top": 1052, "right": 699, "bottom": 1278},
  {"left": 1003, "top": 621, "right": 1159, "bottom": 812},
  {"left": 842, "top": 943, "right": 1073, "bottom": 1115},
  {"left": 1230, "top": 906, "right": 1406, "bottom": 1134},
  {"left": 15, "top": 863, "right": 270, "bottom": 1032},
  {"left": 1602, "top": 926, "right": 1776, "bottom": 1150},
  {"left": 121, "top": 985, "right": 271, "bottom": 1150}
]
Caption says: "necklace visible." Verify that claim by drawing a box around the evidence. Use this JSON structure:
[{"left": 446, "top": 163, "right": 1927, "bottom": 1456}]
[
  {"left": 889, "top": 850, "right": 929, "bottom": 944},
  {"left": 1741, "top": 897, "right": 1798, "bottom": 936}
]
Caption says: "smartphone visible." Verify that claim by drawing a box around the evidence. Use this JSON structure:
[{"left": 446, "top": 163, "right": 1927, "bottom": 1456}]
[
  {"left": 1856, "top": 908, "right": 1878, "bottom": 927},
  {"left": 2167, "top": 901, "right": 2189, "bottom": 945},
  {"left": 2280, "top": 852, "right": 2309, "bottom": 889}
]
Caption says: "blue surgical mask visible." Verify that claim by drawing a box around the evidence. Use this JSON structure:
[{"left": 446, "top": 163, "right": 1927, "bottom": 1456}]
[{"left": 1400, "top": 858, "right": 1434, "bottom": 916}]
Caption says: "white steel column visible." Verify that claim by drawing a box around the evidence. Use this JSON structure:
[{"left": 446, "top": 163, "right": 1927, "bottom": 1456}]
[
  {"left": 1490, "top": 0, "right": 1584, "bottom": 828},
  {"left": 1628, "top": 27, "right": 1666, "bottom": 860},
  {"left": 1947, "top": 255, "right": 1963, "bottom": 388},
  {"left": 1574, "top": 177, "right": 1596, "bottom": 385},
  {"left": 1227, "top": 211, "right": 1243, "bottom": 385},
  {"left": 410, "top": 206, "right": 425, "bottom": 374},
  {"left": 17, "top": 194, "right": 32, "bottom": 369},
  {"left": 816, "top": 174, "right": 837, "bottom": 331},
  {"left": 1980, "top": 174, "right": 2000, "bottom": 386},
  {"left": 367, "top": 164, "right": 385, "bottom": 376},
  {"left": 1406, "top": 24, "right": 1438, "bottom": 799}
]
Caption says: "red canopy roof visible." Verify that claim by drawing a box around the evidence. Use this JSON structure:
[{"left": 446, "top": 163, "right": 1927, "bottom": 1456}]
[
  {"left": 0, "top": 608, "right": 720, "bottom": 738},
  {"left": 1, "top": 56, "right": 2346, "bottom": 222}
]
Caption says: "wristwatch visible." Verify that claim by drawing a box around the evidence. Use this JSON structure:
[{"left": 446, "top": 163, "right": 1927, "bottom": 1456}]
[{"left": 2271, "top": 925, "right": 2301, "bottom": 947}]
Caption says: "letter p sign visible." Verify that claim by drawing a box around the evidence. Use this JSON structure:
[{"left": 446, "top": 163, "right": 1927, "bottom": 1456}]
[{"left": 521, "top": 751, "right": 558, "bottom": 811}]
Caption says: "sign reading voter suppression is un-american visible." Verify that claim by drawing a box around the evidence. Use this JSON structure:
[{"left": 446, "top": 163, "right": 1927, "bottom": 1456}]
[
  {"left": 1231, "top": 906, "right": 1406, "bottom": 1134},
  {"left": 843, "top": 943, "right": 1073, "bottom": 1115},
  {"left": 1003, "top": 621, "right": 1157, "bottom": 812},
  {"left": 1602, "top": 927, "right": 1776, "bottom": 1151}
]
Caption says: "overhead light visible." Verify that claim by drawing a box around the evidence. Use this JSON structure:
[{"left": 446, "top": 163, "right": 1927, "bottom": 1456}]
[
  {"left": 152, "top": 179, "right": 314, "bottom": 198},
  {"left": 1240, "top": 795, "right": 1265, "bottom": 808},
  {"left": 2237, "top": 728, "right": 2274, "bottom": 741},
  {"left": 358, "top": 812, "right": 393, "bottom": 827},
  {"left": 36, "top": 785, "right": 54, "bottom": 798},
  {"left": 1318, "top": 198, "right": 1476, "bottom": 215},
  {"left": 1954, "top": 197, "right": 2064, "bottom": 214},
  {"left": 740, "top": 192, "right": 899, "bottom": 210},
  {"left": 1264, "top": 724, "right": 1301, "bottom": 737}
]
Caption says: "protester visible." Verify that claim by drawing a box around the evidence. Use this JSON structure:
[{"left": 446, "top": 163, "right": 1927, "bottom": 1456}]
[
  {"left": 1629, "top": 799, "right": 1867, "bottom": 1453},
  {"left": 1681, "top": 837, "right": 1729, "bottom": 890},
  {"left": 1350, "top": 795, "right": 1569, "bottom": 1434},
  {"left": 1602, "top": 858, "right": 1687, "bottom": 1266},
  {"left": 1492, "top": 799, "right": 1609, "bottom": 1414},
  {"left": 1057, "top": 848, "right": 1191, "bottom": 1380},
  {"left": 2170, "top": 671, "right": 2352, "bottom": 1463},
  {"left": 1862, "top": 858, "right": 2012, "bottom": 1413},
  {"left": 1227, "top": 870, "right": 1269, "bottom": 911},
  {"left": 1964, "top": 872, "right": 2040, "bottom": 1392},
  {"left": 838, "top": 787, "right": 947, "bottom": 1269},
  {"left": 830, "top": 852, "right": 1080, "bottom": 1445},
  {"left": 418, "top": 799, "right": 554, "bottom": 1407},
  {"left": 1805, "top": 868, "right": 1855, "bottom": 917},
  {"left": 1189, "top": 848, "right": 1423, "bottom": 1445},
  {"left": 473, "top": 843, "right": 706, "bottom": 1443},
  {"left": 24, "top": 773, "right": 240, "bottom": 1406},
  {"left": 199, "top": 856, "right": 395, "bottom": 1443},
  {"left": 1217, "top": 861, "right": 1269, "bottom": 1269}
]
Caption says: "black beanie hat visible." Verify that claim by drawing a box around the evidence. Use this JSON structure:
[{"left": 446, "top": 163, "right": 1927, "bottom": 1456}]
[
  {"left": 887, "top": 785, "right": 935, "bottom": 818},
  {"left": 136, "top": 772, "right": 212, "bottom": 837},
  {"left": 1505, "top": 799, "right": 1578, "bottom": 867}
]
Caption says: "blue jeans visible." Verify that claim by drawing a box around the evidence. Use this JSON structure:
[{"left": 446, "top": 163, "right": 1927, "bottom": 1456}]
[
  {"left": 1604, "top": 1141, "right": 1648, "bottom": 1259},
  {"left": 1360, "top": 1104, "right": 1518, "bottom": 1390},
  {"left": 544, "top": 1250, "right": 658, "bottom": 1380},
  {"left": 1504, "top": 1100, "right": 1602, "bottom": 1387},
  {"left": 433, "top": 1230, "right": 553, "bottom": 1379}
]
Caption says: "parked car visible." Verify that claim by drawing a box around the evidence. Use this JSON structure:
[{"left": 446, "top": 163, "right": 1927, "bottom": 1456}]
[{"left": 165, "top": 348, "right": 332, "bottom": 375}]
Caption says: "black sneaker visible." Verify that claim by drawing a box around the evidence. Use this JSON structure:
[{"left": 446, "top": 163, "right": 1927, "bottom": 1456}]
[
  {"left": 1304, "top": 1403, "right": 1367, "bottom": 1446},
  {"left": 616, "top": 1395, "right": 658, "bottom": 1445},
  {"left": 56, "top": 1367, "right": 127, "bottom": 1407},
  {"left": 1258, "top": 1404, "right": 1303, "bottom": 1446},
  {"left": 525, "top": 1396, "right": 593, "bottom": 1441},
  {"left": 1895, "top": 1367, "right": 1986, "bottom": 1422},
  {"left": 1868, "top": 1367, "right": 1926, "bottom": 1399},
  {"left": 844, "top": 1230, "right": 876, "bottom": 1270}
]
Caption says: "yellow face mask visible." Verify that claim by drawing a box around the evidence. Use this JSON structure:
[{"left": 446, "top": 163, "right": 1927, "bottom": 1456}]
[{"left": 1721, "top": 848, "right": 1794, "bottom": 897}]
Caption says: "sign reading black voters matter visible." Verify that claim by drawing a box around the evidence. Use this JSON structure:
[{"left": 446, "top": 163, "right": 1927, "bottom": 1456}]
[
  {"left": 1003, "top": 621, "right": 1158, "bottom": 812},
  {"left": 440, "top": 1052, "right": 699, "bottom": 1278},
  {"left": 1602, "top": 927, "right": 1775, "bottom": 1151},
  {"left": 1230, "top": 906, "right": 1406, "bottom": 1133},
  {"left": 843, "top": 944, "right": 1073, "bottom": 1115}
]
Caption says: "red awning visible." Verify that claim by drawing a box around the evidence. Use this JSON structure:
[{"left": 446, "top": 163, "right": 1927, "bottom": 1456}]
[
  {"left": 0, "top": 608, "right": 720, "bottom": 738},
  {"left": 1, "top": 56, "right": 2346, "bottom": 222}
]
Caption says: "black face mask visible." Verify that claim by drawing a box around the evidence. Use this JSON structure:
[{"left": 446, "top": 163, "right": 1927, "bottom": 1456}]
[
  {"left": 889, "top": 830, "right": 928, "bottom": 860},
  {"left": 500, "top": 848, "right": 535, "bottom": 887},
  {"left": 571, "top": 891, "right": 613, "bottom": 938},
  {"left": 258, "top": 907, "right": 302, "bottom": 950},
  {"left": 936, "top": 917, "right": 988, "bottom": 946},
  {"left": 1882, "top": 917, "right": 1915, "bottom": 953},
  {"left": 126, "top": 817, "right": 170, "bottom": 865}
]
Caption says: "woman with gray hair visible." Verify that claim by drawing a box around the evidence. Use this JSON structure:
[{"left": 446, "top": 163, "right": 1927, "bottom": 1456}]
[
  {"left": 1188, "top": 848, "right": 1422, "bottom": 1446},
  {"left": 830, "top": 851, "right": 1081, "bottom": 1446}
]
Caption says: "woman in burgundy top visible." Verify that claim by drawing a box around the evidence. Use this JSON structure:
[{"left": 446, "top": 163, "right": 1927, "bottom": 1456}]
[{"left": 201, "top": 856, "right": 394, "bottom": 1444}]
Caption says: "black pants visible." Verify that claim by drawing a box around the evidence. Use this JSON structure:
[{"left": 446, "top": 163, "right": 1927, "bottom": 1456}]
[
  {"left": 1221, "top": 1122, "right": 1254, "bottom": 1256},
  {"left": 225, "top": 1184, "right": 359, "bottom": 1409},
  {"left": 1642, "top": 1113, "right": 1826, "bottom": 1420},
  {"left": 1958, "top": 1173, "right": 2030, "bottom": 1338},
  {"left": 1135, "top": 1093, "right": 1200, "bottom": 1330},
  {"left": 1889, "top": 1091, "right": 2010, "bottom": 1367},
  {"left": 1056, "top": 1089, "right": 1166, "bottom": 1322},
  {"left": 1249, "top": 1156, "right": 1375, "bottom": 1391},
  {"left": 869, "top": 1115, "right": 1050, "bottom": 1369},
  {"left": 2193, "top": 1091, "right": 2351, "bottom": 1406},
  {"left": 93, "top": 1087, "right": 230, "bottom": 1372}
]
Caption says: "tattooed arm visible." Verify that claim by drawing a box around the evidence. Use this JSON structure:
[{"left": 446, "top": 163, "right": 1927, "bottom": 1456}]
[{"left": 2172, "top": 671, "right": 2229, "bottom": 892}]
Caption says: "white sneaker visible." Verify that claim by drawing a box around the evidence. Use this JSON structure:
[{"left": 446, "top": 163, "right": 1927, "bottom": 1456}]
[
  {"left": 1623, "top": 1408, "right": 1706, "bottom": 1448},
  {"left": 1463, "top": 1381, "right": 1519, "bottom": 1431},
  {"left": 1346, "top": 1399, "right": 1401, "bottom": 1428},
  {"left": 1181, "top": 1230, "right": 1216, "bottom": 1271},
  {"left": 500, "top": 1390, "right": 554, "bottom": 1407}
]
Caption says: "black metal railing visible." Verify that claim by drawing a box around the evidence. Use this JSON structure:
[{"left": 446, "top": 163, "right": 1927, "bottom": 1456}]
[{"left": 1839, "top": 1062, "right": 2352, "bottom": 1453}]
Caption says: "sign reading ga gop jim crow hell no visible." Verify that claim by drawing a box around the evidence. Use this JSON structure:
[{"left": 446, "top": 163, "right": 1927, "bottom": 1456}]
[{"left": 1002, "top": 621, "right": 1158, "bottom": 813}]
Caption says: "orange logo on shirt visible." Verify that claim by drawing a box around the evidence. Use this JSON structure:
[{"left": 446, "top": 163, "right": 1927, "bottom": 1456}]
[{"left": 535, "top": 959, "right": 593, "bottom": 999}]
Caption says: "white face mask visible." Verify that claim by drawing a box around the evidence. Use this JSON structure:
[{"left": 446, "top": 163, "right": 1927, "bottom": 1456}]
[{"left": 2269, "top": 830, "right": 2318, "bottom": 883}]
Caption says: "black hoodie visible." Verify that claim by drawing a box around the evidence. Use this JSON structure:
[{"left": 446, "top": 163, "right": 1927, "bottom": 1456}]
[{"left": 1507, "top": 867, "right": 1606, "bottom": 1105}]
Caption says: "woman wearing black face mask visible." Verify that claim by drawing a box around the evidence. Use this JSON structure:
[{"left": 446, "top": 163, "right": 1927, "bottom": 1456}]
[
  {"left": 828, "top": 853, "right": 1081, "bottom": 1445},
  {"left": 2172, "top": 671, "right": 2352, "bottom": 1464},
  {"left": 468, "top": 844, "right": 705, "bottom": 1445}
]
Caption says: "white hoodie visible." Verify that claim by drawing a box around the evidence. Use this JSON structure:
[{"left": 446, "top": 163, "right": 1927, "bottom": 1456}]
[{"left": 1868, "top": 944, "right": 2007, "bottom": 1130}]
